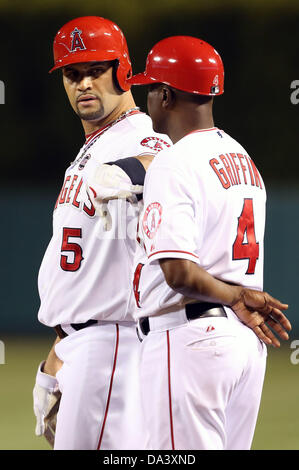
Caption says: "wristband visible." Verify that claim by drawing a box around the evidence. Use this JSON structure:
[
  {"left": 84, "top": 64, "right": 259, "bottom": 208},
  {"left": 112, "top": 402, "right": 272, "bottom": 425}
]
[
  {"left": 106, "top": 157, "right": 146, "bottom": 186},
  {"left": 35, "top": 361, "right": 58, "bottom": 391}
]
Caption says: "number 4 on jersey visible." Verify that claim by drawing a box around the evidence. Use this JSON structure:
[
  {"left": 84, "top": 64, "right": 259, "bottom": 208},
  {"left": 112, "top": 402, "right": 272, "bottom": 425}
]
[{"left": 232, "top": 198, "right": 259, "bottom": 275}]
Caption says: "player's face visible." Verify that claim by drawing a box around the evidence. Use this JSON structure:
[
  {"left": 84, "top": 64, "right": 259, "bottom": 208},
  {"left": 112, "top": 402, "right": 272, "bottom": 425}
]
[{"left": 62, "top": 61, "right": 122, "bottom": 122}]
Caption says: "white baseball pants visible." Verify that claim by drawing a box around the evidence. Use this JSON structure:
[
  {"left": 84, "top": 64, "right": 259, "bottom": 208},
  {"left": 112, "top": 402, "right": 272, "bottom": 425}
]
[
  {"left": 54, "top": 321, "right": 147, "bottom": 450},
  {"left": 139, "top": 308, "right": 267, "bottom": 450}
]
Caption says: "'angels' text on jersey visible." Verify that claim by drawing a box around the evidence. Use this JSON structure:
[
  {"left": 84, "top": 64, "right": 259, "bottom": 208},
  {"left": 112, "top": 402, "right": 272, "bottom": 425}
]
[{"left": 55, "top": 175, "right": 95, "bottom": 217}]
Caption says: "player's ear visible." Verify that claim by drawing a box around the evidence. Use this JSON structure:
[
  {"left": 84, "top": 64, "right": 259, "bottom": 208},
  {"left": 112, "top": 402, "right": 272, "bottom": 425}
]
[{"left": 161, "top": 85, "right": 175, "bottom": 109}]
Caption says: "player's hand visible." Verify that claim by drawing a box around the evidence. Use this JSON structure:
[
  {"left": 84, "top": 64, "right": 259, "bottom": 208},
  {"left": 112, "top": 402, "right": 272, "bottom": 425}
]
[
  {"left": 87, "top": 163, "right": 143, "bottom": 204},
  {"left": 231, "top": 288, "right": 291, "bottom": 347},
  {"left": 33, "top": 361, "right": 61, "bottom": 440},
  {"left": 33, "top": 362, "right": 59, "bottom": 434}
]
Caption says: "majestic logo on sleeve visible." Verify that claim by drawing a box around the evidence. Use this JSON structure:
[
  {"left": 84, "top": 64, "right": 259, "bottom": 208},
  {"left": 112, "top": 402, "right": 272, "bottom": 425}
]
[
  {"left": 140, "top": 137, "right": 171, "bottom": 153},
  {"left": 70, "top": 28, "right": 87, "bottom": 52},
  {"left": 143, "top": 202, "right": 162, "bottom": 239}
]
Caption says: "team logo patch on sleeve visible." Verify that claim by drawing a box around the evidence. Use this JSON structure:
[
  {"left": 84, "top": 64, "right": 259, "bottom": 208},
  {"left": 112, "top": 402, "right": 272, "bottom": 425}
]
[
  {"left": 140, "top": 137, "right": 171, "bottom": 153},
  {"left": 143, "top": 202, "right": 162, "bottom": 239}
]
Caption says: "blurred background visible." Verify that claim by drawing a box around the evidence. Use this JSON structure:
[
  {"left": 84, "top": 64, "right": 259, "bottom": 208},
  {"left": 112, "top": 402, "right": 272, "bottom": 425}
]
[{"left": 0, "top": 0, "right": 298, "bottom": 450}]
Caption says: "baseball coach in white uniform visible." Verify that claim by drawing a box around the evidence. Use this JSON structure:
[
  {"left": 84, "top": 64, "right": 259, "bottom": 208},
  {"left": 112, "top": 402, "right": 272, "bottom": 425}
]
[{"left": 127, "top": 36, "right": 291, "bottom": 450}]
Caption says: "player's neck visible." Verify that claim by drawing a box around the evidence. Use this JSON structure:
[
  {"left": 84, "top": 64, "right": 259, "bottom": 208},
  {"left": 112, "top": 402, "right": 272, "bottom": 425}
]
[
  {"left": 169, "top": 115, "right": 215, "bottom": 144},
  {"left": 81, "top": 93, "right": 137, "bottom": 135},
  {"left": 168, "top": 104, "right": 214, "bottom": 144}
]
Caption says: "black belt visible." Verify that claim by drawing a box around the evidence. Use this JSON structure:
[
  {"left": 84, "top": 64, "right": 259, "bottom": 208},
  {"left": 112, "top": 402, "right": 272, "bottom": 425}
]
[
  {"left": 139, "top": 302, "right": 227, "bottom": 336},
  {"left": 54, "top": 319, "right": 98, "bottom": 339}
]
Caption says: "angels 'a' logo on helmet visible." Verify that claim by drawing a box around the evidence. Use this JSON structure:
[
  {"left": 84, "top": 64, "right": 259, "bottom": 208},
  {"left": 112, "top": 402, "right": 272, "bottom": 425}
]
[
  {"left": 143, "top": 202, "right": 162, "bottom": 239},
  {"left": 70, "top": 28, "right": 87, "bottom": 52}
]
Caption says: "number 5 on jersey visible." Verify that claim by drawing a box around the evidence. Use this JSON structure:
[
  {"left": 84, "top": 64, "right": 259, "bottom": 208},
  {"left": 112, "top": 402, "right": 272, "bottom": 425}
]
[
  {"left": 60, "top": 227, "right": 84, "bottom": 272},
  {"left": 233, "top": 198, "right": 259, "bottom": 275}
]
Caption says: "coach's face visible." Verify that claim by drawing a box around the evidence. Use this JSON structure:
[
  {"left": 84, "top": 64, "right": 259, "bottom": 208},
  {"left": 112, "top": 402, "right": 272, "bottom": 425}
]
[{"left": 62, "top": 61, "right": 122, "bottom": 122}]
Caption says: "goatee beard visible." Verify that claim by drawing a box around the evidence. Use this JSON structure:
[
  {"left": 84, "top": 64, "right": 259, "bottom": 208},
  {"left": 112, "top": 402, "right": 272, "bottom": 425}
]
[{"left": 76, "top": 106, "right": 104, "bottom": 122}]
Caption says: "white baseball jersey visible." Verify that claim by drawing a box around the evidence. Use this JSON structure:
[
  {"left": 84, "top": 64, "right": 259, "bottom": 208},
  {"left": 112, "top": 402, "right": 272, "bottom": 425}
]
[
  {"left": 133, "top": 126, "right": 267, "bottom": 450},
  {"left": 133, "top": 127, "right": 266, "bottom": 318},
  {"left": 38, "top": 111, "right": 171, "bottom": 327}
]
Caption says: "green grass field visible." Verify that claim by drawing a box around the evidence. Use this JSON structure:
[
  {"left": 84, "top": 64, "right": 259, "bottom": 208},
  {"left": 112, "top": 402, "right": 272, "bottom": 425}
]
[{"left": 0, "top": 336, "right": 298, "bottom": 450}]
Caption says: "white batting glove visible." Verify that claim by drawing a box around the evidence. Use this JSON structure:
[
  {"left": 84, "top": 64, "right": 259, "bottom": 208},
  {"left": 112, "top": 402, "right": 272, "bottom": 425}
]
[
  {"left": 33, "top": 361, "right": 60, "bottom": 436},
  {"left": 87, "top": 163, "right": 143, "bottom": 206}
]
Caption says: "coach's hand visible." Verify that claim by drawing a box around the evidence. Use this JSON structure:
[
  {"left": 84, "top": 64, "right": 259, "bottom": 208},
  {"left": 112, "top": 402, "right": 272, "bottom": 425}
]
[
  {"left": 160, "top": 259, "right": 291, "bottom": 348},
  {"left": 231, "top": 288, "right": 291, "bottom": 347}
]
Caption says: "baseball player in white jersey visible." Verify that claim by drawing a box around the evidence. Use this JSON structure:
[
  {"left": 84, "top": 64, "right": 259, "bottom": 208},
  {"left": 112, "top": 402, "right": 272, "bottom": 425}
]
[
  {"left": 32, "top": 16, "right": 171, "bottom": 450},
  {"left": 126, "top": 36, "right": 291, "bottom": 450}
]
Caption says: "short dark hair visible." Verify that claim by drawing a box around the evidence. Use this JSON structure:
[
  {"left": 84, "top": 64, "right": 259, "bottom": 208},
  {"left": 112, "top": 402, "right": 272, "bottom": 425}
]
[
  {"left": 148, "top": 83, "right": 213, "bottom": 105},
  {"left": 147, "top": 83, "right": 162, "bottom": 92}
]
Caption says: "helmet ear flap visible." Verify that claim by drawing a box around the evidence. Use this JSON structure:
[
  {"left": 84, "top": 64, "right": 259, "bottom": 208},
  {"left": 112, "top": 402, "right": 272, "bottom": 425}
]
[
  {"left": 115, "top": 58, "right": 132, "bottom": 92},
  {"left": 112, "top": 60, "right": 123, "bottom": 92}
]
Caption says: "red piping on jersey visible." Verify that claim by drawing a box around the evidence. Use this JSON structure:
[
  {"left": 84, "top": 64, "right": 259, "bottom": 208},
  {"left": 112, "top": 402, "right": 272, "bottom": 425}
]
[
  {"left": 85, "top": 123, "right": 111, "bottom": 144},
  {"left": 186, "top": 127, "right": 218, "bottom": 137},
  {"left": 97, "top": 324, "right": 119, "bottom": 450},
  {"left": 167, "top": 330, "right": 175, "bottom": 450},
  {"left": 148, "top": 250, "right": 199, "bottom": 259},
  {"left": 85, "top": 110, "right": 143, "bottom": 144}
]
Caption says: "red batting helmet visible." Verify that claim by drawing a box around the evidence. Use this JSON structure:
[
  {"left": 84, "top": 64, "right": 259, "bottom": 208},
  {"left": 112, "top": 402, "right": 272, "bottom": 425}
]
[
  {"left": 49, "top": 16, "right": 132, "bottom": 91},
  {"left": 128, "top": 36, "right": 224, "bottom": 96}
]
